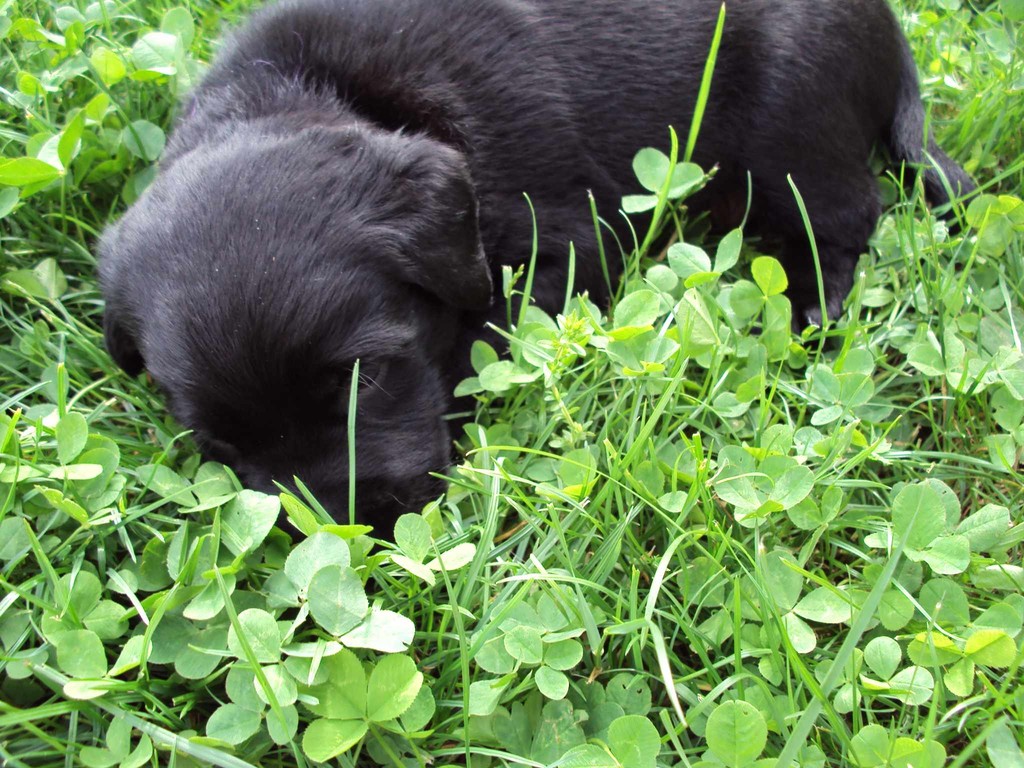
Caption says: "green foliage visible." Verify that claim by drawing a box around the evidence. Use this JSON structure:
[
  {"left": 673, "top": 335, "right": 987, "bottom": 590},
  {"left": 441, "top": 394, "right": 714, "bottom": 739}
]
[{"left": 1, "top": 0, "right": 1023, "bottom": 767}]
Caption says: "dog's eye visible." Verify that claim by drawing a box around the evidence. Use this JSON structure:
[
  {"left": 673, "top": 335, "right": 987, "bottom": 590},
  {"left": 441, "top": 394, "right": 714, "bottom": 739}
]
[
  {"left": 356, "top": 359, "right": 389, "bottom": 388},
  {"left": 325, "top": 360, "right": 390, "bottom": 395}
]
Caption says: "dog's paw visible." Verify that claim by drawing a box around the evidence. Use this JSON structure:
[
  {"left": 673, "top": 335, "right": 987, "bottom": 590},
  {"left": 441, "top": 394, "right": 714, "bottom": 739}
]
[{"left": 793, "top": 289, "right": 846, "bottom": 331}]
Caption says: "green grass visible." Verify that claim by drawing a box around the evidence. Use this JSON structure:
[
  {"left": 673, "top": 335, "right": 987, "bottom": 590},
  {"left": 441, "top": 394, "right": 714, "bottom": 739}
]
[{"left": 1, "top": 0, "right": 1023, "bottom": 766}]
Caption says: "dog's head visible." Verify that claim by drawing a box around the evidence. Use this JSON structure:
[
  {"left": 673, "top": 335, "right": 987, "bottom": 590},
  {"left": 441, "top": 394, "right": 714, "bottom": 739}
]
[{"left": 99, "top": 121, "right": 492, "bottom": 532}]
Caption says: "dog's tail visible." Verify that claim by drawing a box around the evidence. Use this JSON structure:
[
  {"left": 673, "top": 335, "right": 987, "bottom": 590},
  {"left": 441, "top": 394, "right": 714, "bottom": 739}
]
[{"left": 887, "top": 35, "right": 975, "bottom": 208}]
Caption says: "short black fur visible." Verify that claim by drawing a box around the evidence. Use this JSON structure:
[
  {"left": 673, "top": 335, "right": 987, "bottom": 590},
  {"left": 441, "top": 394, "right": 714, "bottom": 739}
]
[{"left": 99, "top": 0, "right": 974, "bottom": 533}]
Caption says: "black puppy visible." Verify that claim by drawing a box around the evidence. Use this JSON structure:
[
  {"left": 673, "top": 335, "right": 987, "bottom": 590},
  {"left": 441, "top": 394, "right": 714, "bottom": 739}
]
[{"left": 99, "top": 0, "right": 973, "bottom": 530}]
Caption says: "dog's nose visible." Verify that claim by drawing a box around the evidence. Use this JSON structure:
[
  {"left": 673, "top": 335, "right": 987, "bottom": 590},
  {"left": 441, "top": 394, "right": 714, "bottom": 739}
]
[{"left": 234, "top": 465, "right": 276, "bottom": 495}]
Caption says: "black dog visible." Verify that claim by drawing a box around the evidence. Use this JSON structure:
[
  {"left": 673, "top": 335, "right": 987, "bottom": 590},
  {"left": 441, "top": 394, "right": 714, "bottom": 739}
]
[{"left": 99, "top": 0, "right": 973, "bottom": 531}]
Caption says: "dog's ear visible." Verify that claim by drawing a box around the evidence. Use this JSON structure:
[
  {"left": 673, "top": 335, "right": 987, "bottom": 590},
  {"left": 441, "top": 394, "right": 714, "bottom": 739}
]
[
  {"left": 386, "top": 141, "right": 493, "bottom": 311},
  {"left": 98, "top": 223, "right": 145, "bottom": 376},
  {"left": 103, "top": 306, "right": 145, "bottom": 376}
]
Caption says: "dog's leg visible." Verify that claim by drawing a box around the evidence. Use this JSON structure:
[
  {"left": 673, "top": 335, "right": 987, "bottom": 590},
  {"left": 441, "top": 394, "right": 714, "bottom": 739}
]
[{"left": 752, "top": 163, "right": 883, "bottom": 327}]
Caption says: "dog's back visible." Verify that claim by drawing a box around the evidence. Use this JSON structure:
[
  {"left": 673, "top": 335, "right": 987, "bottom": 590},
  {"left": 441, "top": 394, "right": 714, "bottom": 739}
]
[{"left": 188, "top": 0, "right": 906, "bottom": 183}]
